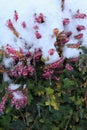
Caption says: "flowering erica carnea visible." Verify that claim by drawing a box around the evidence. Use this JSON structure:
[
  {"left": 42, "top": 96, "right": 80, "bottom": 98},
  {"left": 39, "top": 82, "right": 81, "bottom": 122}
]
[
  {"left": 0, "top": 8, "right": 87, "bottom": 130},
  {"left": 11, "top": 91, "right": 27, "bottom": 109},
  {"left": 21, "top": 21, "right": 27, "bottom": 28},
  {"left": 35, "top": 31, "right": 42, "bottom": 39},
  {"left": 63, "top": 18, "right": 70, "bottom": 25},
  {"left": 14, "top": 10, "right": 19, "bottom": 21},
  {"left": 73, "top": 10, "right": 87, "bottom": 19}
]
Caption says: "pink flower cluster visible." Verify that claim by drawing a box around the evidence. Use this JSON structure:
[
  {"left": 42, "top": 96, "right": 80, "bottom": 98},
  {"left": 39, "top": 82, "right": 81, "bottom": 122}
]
[
  {"left": 67, "top": 41, "right": 81, "bottom": 48},
  {"left": 65, "top": 63, "right": 73, "bottom": 71},
  {"left": 43, "top": 57, "right": 64, "bottom": 80},
  {"left": 6, "top": 44, "right": 16, "bottom": 55},
  {"left": 7, "top": 19, "right": 13, "bottom": 30},
  {"left": 63, "top": 18, "right": 70, "bottom": 25},
  {"left": 44, "top": 57, "right": 64, "bottom": 70},
  {"left": 76, "top": 25, "right": 86, "bottom": 31},
  {"left": 14, "top": 10, "right": 19, "bottom": 22},
  {"left": 69, "top": 57, "right": 80, "bottom": 62},
  {"left": 66, "top": 31, "right": 72, "bottom": 38},
  {"left": 21, "top": 21, "right": 27, "bottom": 28},
  {"left": 11, "top": 64, "right": 34, "bottom": 77},
  {"left": 61, "top": 10, "right": 87, "bottom": 50},
  {"left": 0, "top": 83, "right": 28, "bottom": 111},
  {"left": 34, "top": 13, "right": 45, "bottom": 23},
  {"left": 35, "top": 31, "right": 42, "bottom": 39},
  {"left": 74, "top": 33, "right": 83, "bottom": 39},
  {"left": 7, "top": 10, "right": 27, "bottom": 31},
  {"left": 33, "top": 48, "right": 42, "bottom": 62},
  {"left": 0, "top": 95, "right": 8, "bottom": 113},
  {"left": 33, "top": 13, "right": 45, "bottom": 39},
  {"left": 42, "top": 70, "right": 54, "bottom": 79},
  {"left": 11, "top": 91, "right": 27, "bottom": 110},
  {"left": 73, "top": 10, "right": 87, "bottom": 19}
]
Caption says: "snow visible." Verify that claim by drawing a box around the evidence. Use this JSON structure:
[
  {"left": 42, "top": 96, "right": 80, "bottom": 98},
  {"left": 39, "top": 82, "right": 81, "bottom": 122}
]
[
  {"left": 3, "top": 57, "right": 14, "bottom": 68},
  {"left": 12, "top": 91, "right": 25, "bottom": 99},
  {"left": 3, "top": 73, "right": 12, "bottom": 83},
  {"left": 8, "top": 83, "right": 21, "bottom": 90},
  {"left": 0, "top": 0, "right": 87, "bottom": 108},
  {"left": 0, "top": 0, "right": 87, "bottom": 62}
]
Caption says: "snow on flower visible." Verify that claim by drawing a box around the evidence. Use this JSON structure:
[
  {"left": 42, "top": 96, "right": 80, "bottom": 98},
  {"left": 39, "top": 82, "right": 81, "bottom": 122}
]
[
  {"left": 11, "top": 91, "right": 27, "bottom": 109},
  {"left": 6, "top": 44, "right": 16, "bottom": 55},
  {"left": 8, "top": 83, "right": 21, "bottom": 91},
  {"left": 63, "top": 47, "right": 81, "bottom": 58},
  {"left": 3, "top": 72, "right": 12, "bottom": 83},
  {"left": 3, "top": 57, "right": 14, "bottom": 68},
  {"left": 34, "top": 13, "right": 45, "bottom": 23},
  {"left": 63, "top": 18, "right": 70, "bottom": 25},
  {"left": 73, "top": 10, "right": 87, "bottom": 19}
]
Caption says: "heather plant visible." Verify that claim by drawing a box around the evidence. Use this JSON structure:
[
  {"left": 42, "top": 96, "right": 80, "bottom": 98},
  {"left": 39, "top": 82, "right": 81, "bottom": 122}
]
[
  {"left": 0, "top": 44, "right": 87, "bottom": 130},
  {"left": 0, "top": 9, "right": 87, "bottom": 130}
]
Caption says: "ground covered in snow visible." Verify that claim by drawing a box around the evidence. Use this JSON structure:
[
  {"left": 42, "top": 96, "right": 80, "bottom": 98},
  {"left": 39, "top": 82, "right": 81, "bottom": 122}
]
[{"left": 0, "top": 0, "right": 87, "bottom": 64}]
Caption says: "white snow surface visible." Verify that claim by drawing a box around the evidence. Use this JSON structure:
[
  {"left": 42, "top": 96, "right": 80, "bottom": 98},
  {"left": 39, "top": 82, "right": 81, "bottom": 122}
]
[
  {"left": 0, "top": 0, "right": 87, "bottom": 63},
  {"left": 8, "top": 83, "right": 21, "bottom": 90}
]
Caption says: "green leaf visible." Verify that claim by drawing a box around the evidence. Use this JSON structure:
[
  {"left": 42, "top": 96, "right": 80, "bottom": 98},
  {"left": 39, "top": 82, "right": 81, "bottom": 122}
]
[
  {"left": 45, "top": 87, "right": 54, "bottom": 95},
  {"left": 63, "top": 78, "right": 75, "bottom": 88},
  {"left": 27, "top": 92, "right": 33, "bottom": 105},
  {"left": 0, "top": 115, "right": 11, "bottom": 129},
  {"left": 52, "top": 126, "right": 59, "bottom": 130},
  {"left": 39, "top": 119, "right": 44, "bottom": 123},
  {"left": 10, "top": 120, "right": 26, "bottom": 130}
]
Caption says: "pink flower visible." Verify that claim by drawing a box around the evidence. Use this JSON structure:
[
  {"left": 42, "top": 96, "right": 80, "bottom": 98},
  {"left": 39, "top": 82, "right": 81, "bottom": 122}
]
[
  {"left": 44, "top": 57, "right": 65, "bottom": 70},
  {"left": 0, "top": 95, "right": 8, "bottom": 112},
  {"left": 63, "top": 18, "right": 70, "bottom": 25},
  {"left": 21, "top": 21, "right": 27, "bottom": 28},
  {"left": 34, "top": 13, "right": 45, "bottom": 23},
  {"left": 14, "top": 10, "right": 18, "bottom": 21},
  {"left": 65, "top": 63, "right": 73, "bottom": 71},
  {"left": 11, "top": 91, "right": 27, "bottom": 110},
  {"left": 67, "top": 41, "right": 81, "bottom": 48},
  {"left": 66, "top": 31, "right": 72, "bottom": 37},
  {"left": 35, "top": 31, "right": 42, "bottom": 39},
  {"left": 74, "top": 33, "right": 83, "bottom": 39},
  {"left": 33, "top": 25, "right": 39, "bottom": 30},
  {"left": 6, "top": 44, "right": 16, "bottom": 54},
  {"left": 76, "top": 25, "right": 86, "bottom": 31},
  {"left": 6, "top": 19, "right": 13, "bottom": 30},
  {"left": 27, "top": 65, "right": 35, "bottom": 76},
  {"left": 42, "top": 70, "right": 54, "bottom": 79},
  {"left": 69, "top": 57, "right": 80, "bottom": 62},
  {"left": 33, "top": 48, "right": 42, "bottom": 62},
  {"left": 73, "top": 10, "right": 87, "bottom": 19},
  {"left": 53, "top": 76, "right": 60, "bottom": 81},
  {"left": 62, "top": 38, "right": 69, "bottom": 44},
  {"left": 48, "top": 49, "right": 55, "bottom": 55}
]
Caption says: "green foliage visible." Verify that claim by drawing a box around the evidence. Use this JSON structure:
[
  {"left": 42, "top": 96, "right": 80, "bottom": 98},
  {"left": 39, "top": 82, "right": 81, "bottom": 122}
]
[{"left": 0, "top": 47, "right": 87, "bottom": 130}]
